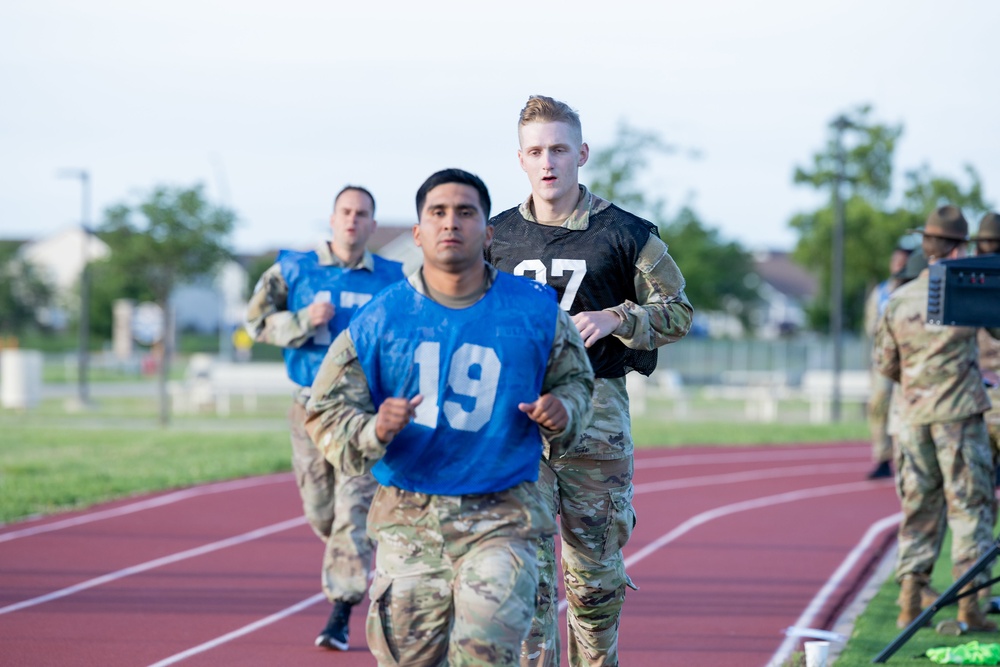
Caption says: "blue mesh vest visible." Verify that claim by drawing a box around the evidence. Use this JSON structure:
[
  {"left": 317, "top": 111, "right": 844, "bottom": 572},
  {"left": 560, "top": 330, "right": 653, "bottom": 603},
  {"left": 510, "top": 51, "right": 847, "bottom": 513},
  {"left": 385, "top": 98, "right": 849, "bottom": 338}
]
[
  {"left": 349, "top": 271, "right": 559, "bottom": 495},
  {"left": 279, "top": 249, "right": 404, "bottom": 387},
  {"left": 486, "top": 204, "right": 659, "bottom": 378}
]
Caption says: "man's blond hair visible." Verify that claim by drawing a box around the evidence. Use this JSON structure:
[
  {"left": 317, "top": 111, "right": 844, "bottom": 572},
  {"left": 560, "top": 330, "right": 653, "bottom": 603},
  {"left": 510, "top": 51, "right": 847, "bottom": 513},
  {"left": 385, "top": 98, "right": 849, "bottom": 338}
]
[{"left": 518, "top": 95, "right": 583, "bottom": 144}]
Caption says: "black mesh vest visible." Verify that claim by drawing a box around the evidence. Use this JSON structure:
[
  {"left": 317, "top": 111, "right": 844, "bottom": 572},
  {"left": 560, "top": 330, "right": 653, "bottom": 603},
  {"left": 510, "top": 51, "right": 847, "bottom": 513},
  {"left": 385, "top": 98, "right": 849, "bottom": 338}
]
[{"left": 487, "top": 203, "right": 659, "bottom": 378}]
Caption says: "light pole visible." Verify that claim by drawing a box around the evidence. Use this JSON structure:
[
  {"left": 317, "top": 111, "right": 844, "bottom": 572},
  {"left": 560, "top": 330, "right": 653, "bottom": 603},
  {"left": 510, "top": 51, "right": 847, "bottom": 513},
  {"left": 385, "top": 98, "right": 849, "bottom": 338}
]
[
  {"left": 829, "top": 116, "right": 852, "bottom": 423},
  {"left": 57, "top": 169, "right": 91, "bottom": 407}
]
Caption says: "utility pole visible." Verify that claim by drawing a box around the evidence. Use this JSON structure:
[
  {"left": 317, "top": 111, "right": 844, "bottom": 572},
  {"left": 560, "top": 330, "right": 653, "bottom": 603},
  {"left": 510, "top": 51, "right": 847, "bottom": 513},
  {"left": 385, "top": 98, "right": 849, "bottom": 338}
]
[
  {"left": 829, "top": 116, "right": 852, "bottom": 423},
  {"left": 58, "top": 169, "right": 91, "bottom": 408}
]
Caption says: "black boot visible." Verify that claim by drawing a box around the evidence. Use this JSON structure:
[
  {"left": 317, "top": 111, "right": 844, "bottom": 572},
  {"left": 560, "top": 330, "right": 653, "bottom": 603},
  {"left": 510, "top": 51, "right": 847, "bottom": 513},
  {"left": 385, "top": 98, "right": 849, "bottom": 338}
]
[
  {"left": 315, "top": 600, "right": 352, "bottom": 650},
  {"left": 867, "top": 460, "right": 892, "bottom": 479}
]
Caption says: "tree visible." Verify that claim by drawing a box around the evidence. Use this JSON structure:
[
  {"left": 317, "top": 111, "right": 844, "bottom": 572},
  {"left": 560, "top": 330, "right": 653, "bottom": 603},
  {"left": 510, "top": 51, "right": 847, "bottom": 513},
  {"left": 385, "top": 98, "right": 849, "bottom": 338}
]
[
  {"left": 789, "top": 197, "right": 911, "bottom": 331},
  {"left": 587, "top": 122, "right": 758, "bottom": 331},
  {"left": 86, "top": 257, "right": 156, "bottom": 340},
  {"left": 902, "top": 163, "right": 991, "bottom": 224},
  {"left": 790, "top": 105, "right": 993, "bottom": 332},
  {"left": 793, "top": 105, "right": 902, "bottom": 204},
  {"left": 659, "top": 207, "right": 757, "bottom": 323},
  {"left": 0, "top": 242, "right": 55, "bottom": 336},
  {"left": 98, "top": 184, "right": 236, "bottom": 424}
]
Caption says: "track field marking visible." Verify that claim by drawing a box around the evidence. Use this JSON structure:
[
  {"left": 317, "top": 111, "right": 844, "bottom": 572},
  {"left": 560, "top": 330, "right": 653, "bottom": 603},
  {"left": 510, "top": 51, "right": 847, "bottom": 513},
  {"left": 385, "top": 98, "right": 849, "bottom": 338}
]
[
  {"left": 0, "top": 516, "right": 305, "bottom": 616},
  {"left": 634, "top": 462, "right": 873, "bottom": 493},
  {"left": 637, "top": 446, "right": 868, "bottom": 469},
  {"left": 558, "top": 480, "right": 886, "bottom": 614},
  {"left": 146, "top": 593, "right": 327, "bottom": 667},
  {"left": 0, "top": 473, "right": 294, "bottom": 544},
  {"left": 766, "top": 512, "right": 901, "bottom": 667}
]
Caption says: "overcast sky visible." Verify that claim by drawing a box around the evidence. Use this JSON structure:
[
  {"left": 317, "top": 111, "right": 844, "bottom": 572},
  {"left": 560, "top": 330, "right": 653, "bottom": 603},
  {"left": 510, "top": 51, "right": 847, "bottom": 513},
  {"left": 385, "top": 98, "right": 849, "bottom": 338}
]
[{"left": 2, "top": 0, "right": 997, "bottom": 254}]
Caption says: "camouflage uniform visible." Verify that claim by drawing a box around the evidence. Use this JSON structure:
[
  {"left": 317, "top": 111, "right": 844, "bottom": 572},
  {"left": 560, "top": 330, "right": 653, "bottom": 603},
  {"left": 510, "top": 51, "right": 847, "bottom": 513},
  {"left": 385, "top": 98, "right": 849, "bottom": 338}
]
[
  {"left": 245, "top": 242, "right": 383, "bottom": 605},
  {"left": 979, "top": 328, "right": 1000, "bottom": 457},
  {"left": 306, "top": 266, "right": 595, "bottom": 667},
  {"left": 865, "top": 279, "right": 899, "bottom": 465},
  {"left": 874, "top": 268, "right": 1000, "bottom": 586},
  {"left": 493, "top": 188, "right": 692, "bottom": 667}
]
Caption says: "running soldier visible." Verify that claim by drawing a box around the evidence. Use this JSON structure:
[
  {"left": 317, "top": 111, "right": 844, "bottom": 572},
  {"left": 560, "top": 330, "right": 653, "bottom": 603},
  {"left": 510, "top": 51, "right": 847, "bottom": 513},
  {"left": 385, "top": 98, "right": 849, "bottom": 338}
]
[
  {"left": 875, "top": 205, "right": 1000, "bottom": 631},
  {"left": 486, "top": 95, "right": 693, "bottom": 667},
  {"left": 245, "top": 186, "right": 404, "bottom": 650},
  {"left": 306, "top": 168, "right": 594, "bottom": 666}
]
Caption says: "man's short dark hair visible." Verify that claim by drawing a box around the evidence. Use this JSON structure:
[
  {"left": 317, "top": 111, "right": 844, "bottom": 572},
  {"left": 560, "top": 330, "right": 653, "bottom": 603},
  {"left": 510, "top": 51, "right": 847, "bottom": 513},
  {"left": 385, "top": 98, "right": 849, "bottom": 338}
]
[
  {"left": 415, "top": 169, "right": 491, "bottom": 220},
  {"left": 334, "top": 185, "right": 376, "bottom": 216}
]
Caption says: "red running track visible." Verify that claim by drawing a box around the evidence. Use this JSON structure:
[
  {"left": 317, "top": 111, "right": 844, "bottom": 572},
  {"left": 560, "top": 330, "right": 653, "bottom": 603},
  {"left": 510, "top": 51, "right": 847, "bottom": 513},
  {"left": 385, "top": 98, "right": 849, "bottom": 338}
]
[{"left": 0, "top": 443, "right": 900, "bottom": 666}]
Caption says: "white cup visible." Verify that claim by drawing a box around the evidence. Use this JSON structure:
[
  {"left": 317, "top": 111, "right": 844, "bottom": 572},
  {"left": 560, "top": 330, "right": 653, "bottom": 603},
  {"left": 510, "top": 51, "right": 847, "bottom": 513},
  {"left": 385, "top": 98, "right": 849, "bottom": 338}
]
[{"left": 804, "top": 640, "right": 830, "bottom": 667}]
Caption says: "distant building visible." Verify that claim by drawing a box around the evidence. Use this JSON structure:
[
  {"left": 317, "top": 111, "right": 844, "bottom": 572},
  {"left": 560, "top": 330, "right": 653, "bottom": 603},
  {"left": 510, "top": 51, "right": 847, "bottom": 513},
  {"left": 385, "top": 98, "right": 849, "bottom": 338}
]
[
  {"left": 19, "top": 227, "right": 110, "bottom": 293},
  {"left": 747, "top": 250, "right": 818, "bottom": 338},
  {"left": 16, "top": 227, "right": 110, "bottom": 329}
]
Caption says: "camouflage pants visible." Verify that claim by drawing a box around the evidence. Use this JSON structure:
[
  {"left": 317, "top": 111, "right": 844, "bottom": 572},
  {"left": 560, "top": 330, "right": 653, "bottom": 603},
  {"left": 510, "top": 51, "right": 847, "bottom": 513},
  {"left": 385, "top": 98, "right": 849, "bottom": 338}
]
[
  {"left": 894, "top": 415, "right": 995, "bottom": 584},
  {"left": 365, "top": 482, "right": 552, "bottom": 667},
  {"left": 289, "top": 401, "right": 376, "bottom": 604},
  {"left": 869, "top": 372, "right": 894, "bottom": 463},
  {"left": 522, "top": 456, "right": 635, "bottom": 667}
]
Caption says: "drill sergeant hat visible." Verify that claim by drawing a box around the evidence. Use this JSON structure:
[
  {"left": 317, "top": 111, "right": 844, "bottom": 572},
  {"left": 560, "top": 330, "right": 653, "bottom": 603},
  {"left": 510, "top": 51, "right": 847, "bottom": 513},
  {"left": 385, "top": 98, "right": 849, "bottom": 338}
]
[
  {"left": 908, "top": 205, "right": 969, "bottom": 241},
  {"left": 972, "top": 212, "right": 1000, "bottom": 241}
]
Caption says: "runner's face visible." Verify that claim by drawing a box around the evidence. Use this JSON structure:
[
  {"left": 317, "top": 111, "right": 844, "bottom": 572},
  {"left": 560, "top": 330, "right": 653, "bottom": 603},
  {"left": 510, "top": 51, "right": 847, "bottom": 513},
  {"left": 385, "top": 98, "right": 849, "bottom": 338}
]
[
  {"left": 518, "top": 121, "right": 589, "bottom": 211},
  {"left": 413, "top": 183, "right": 492, "bottom": 274},
  {"left": 329, "top": 189, "right": 376, "bottom": 252}
]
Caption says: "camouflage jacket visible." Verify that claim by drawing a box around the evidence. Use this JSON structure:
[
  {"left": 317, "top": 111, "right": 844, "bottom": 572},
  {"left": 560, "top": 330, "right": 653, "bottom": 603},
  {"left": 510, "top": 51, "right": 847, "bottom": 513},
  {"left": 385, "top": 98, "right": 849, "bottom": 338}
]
[
  {"left": 245, "top": 242, "right": 379, "bottom": 399},
  {"left": 305, "top": 265, "right": 595, "bottom": 477},
  {"left": 980, "top": 328, "right": 1000, "bottom": 423},
  {"left": 874, "top": 269, "right": 1000, "bottom": 425},
  {"left": 512, "top": 187, "right": 692, "bottom": 460},
  {"left": 515, "top": 186, "right": 693, "bottom": 350}
]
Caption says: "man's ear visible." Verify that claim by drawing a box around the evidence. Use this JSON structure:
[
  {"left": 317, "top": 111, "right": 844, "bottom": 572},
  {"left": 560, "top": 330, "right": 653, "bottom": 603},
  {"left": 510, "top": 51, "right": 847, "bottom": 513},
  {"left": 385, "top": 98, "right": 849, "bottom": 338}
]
[{"left": 578, "top": 142, "right": 589, "bottom": 168}]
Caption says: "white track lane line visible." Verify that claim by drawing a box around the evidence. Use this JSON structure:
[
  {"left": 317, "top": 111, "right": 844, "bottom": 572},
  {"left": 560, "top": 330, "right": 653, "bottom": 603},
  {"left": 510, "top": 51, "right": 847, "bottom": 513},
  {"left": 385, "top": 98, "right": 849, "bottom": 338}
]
[
  {"left": 634, "top": 462, "right": 872, "bottom": 493},
  {"left": 0, "top": 516, "right": 305, "bottom": 616},
  {"left": 146, "top": 593, "right": 328, "bottom": 667},
  {"left": 766, "top": 513, "right": 901, "bottom": 667},
  {"left": 558, "top": 480, "right": 886, "bottom": 615},
  {"left": 0, "top": 473, "right": 294, "bottom": 543},
  {"left": 637, "top": 446, "right": 869, "bottom": 469}
]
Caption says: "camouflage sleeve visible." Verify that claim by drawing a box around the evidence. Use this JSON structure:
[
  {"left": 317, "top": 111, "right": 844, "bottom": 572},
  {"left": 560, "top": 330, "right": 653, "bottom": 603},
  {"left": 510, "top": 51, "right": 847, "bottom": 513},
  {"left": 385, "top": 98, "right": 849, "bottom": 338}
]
[
  {"left": 874, "top": 304, "right": 901, "bottom": 382},
  {"left": 537, "top": 309, "right": 595, "bottom": 451},
  {"left": 983, "top": 328, "right": 1000, "bottom": 373},
  {"left": 304, "top": 330, "right": 386, "bottom": 476},
  {"left": 244, "top": 262, "right": 317, "bottom": 348},
  {"left": 863, "top": 287, "right": 879, "bottom": 340},
  {"left": 605, "top": 233, "right": 693, "bottom": 351}
]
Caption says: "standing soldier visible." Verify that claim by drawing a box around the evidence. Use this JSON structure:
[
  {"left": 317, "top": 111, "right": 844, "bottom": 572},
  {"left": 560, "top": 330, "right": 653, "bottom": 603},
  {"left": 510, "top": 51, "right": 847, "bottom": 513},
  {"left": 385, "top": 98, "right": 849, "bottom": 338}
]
[
  {"left": 306, "top": 168, "right": 594, "bottom": 666},
  {"left": 863, "top": 245, "right": 913, "bottom": 479},
  {"left": 973, "top": 212, "right": 1000, "bottom": 463},
  {"left": 875, "top": 205, "right": 1000, "bottom": 631},
  {"left": 486, "top": 95, "right": 693, "bottom": 667},
  {"left": 245, "top": 186, "right": 404, "bottom": 650}
]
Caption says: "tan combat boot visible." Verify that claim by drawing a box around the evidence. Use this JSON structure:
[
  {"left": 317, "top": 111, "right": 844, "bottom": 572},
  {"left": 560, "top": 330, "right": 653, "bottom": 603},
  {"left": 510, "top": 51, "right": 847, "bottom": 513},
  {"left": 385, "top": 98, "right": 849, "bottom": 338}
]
[
  {"left": 921, "top": 583, "right": 942, "bottom": 608},
  {"left": 957, "top": 590, "right": 998, "bottom": 632},
  {"left": 897, "top": 575, "right": 925, "bottom": 629},
  {"left": 952, "top": 564, "right": 999, "bottom": 632}
]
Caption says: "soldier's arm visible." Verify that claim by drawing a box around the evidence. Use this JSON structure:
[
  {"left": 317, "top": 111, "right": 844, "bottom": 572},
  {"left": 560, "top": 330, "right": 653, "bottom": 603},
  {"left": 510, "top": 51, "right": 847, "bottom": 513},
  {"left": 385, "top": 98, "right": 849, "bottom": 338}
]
[
  {"left": 305, "top": 330, "right": 386, "bottom": 476},
  {"left": 245, "top": 262, "right": 320, "bottom": 348},
  {"left": 535, "top": 309, "right": 595, "bottom": 452},
  {"left": 603, "top": 234, "right": 694, "bottom": 351},
  {"left": 873, "top": 309, "right": 901, "bottom": 382}
]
